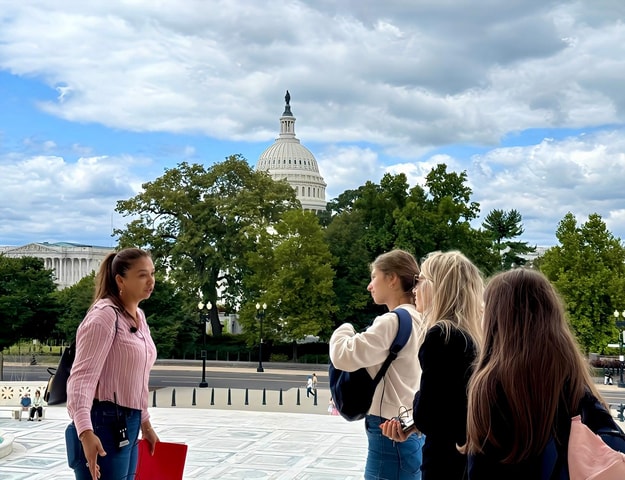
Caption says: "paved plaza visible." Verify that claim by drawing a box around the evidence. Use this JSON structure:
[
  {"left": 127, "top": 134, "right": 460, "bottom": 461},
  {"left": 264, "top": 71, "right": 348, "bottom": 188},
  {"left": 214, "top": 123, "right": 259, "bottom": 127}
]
[
  {"left": 0, "top": 386, "right": 367, "bottom": 480},
  {"left": 1, "top": 366, "right": 624, "bottom": 480}
]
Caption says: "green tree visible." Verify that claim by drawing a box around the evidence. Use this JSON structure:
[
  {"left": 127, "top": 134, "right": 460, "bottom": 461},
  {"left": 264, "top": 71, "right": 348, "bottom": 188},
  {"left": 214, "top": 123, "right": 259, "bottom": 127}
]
[
  {"left": 240, "top": 210, "right": 337, "bottom": 356},
  {"left": 541, "top": 212, "right": 625, "bottom": 353},
  {"left": 0, "top": 256, "right": 60, "bottom": 350},
  {"left": 115, "top": 155, "right": 300, "bottom": 336},
  {"left": 141, "top": 275, "right": 191, "bottom": 358},
  {"left": 323, "top": 164, "right": 499, "bottom": 331},
  {"left": 482, "top": 209, "right": 535, "bottom": 270},
  {"left": 53, "top": 272, "right": 95, "bottom": 343},
  {"left": 324, "top": 210, "right": 372, "bottom": 330}
]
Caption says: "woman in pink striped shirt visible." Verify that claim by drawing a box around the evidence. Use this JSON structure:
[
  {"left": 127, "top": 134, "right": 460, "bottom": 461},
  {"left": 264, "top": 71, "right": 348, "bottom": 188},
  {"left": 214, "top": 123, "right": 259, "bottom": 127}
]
[{"left": 66, "top": 247, "right": 159, "bottom": 480}]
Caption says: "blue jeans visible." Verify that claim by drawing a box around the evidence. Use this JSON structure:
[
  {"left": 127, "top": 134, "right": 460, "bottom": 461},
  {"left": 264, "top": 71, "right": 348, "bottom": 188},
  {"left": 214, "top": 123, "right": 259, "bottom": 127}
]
[
  {"left": 364, "top": 415, "right": 424, "bottom": 480},
  {"left": 66, "top": 401, "right": 141, "bottom": 480}
]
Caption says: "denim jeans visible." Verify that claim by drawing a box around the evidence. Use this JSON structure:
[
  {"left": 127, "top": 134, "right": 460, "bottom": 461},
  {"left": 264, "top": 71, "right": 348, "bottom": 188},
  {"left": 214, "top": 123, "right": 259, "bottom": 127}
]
[
  {"left": 66, "top": 401, "right": 141, "bottom": 480},
  {"left": 364, "top": 414, "right": 424, "bottom": 480}
]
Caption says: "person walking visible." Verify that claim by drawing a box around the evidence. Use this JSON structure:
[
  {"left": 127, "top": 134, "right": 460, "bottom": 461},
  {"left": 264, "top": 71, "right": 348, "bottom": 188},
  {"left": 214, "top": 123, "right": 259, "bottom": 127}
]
[
  {"left": 306, "top": 376, "right": 314, "bottom": 398},
  {"left": 330, "top": 249, "right": 427, "bottom": 480},
  {"left": 381, "top": 251, "right": 484, "bottom": 479},
  {"left": 65, "top": 247, "right": 159, "bottom": 480}
]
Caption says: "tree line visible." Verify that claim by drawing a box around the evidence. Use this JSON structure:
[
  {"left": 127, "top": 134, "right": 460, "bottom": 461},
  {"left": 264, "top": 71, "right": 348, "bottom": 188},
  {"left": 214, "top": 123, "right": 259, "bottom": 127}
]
[{"left": 1, "top": 155, "right": 624, "bottom": 357}]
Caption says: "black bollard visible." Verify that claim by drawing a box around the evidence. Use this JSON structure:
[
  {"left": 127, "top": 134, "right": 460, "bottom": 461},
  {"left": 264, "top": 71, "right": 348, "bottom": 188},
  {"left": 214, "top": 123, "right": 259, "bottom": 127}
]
[
  {"left": 152, "top": 390, "right": 157, "bottom": 408},
  {"left": 296, "top": 388, "right": 300, "bottom": 406},
  {"left": 192, "top": 388, "right": 197, "bottom": 406},
  {"left": 313, "top": 390, "right": 318, "bottom": 406},
  {"left": 245, "top": 388, "right": 249, "bottom": 405},
  {"left": 262, "top": 388, "right": 266, "bottom": 405},
  {"left": 171, "top": 388, "right": 176, "bottom": 407},
  {"left": 227, "top": 388, "right": 232, "bottom": 405},
  {"left": 210, "top": 388, "right": 215, "bottom": 406},
  {"left": 279, "top": 388, "right": 283, "bottom": 405}
]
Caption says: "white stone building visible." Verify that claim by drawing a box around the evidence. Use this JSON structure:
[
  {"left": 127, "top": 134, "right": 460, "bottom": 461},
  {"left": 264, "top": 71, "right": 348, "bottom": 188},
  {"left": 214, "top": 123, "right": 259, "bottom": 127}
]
[
  {"left": 256, "top": 91, "right": 327, "bottom": 213},
  {"left": 0, "top": 242, "right": 113, "bottom": 289}
]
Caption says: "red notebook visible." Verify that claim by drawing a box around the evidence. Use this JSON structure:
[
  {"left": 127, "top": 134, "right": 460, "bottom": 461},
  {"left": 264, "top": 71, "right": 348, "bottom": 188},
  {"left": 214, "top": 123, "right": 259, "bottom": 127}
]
[{"left": 135, "top": 439, "right": 188, "bottom": 480}]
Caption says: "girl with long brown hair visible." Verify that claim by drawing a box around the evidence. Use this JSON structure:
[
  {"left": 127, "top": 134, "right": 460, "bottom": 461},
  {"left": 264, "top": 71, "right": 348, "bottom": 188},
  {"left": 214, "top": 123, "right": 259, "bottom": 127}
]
[{"left": 465, "top": 268, "right": 607, "bottom": 478}]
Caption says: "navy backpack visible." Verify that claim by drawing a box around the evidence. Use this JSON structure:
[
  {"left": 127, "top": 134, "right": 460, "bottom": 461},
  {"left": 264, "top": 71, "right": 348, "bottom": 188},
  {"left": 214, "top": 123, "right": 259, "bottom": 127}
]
[{"left": 329, "top": 308, "right": 412, "bottom": 421}]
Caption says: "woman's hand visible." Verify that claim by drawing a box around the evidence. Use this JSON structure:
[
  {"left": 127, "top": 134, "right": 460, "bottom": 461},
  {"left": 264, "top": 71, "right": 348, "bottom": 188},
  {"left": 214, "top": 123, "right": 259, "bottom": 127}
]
[
  {"left": 380, "top": 418, "right": 413, "bottom": 442},
  {"left": 80, "top": 430, "right": 106, "bottom": 480},
  {"left": 141, "top": 423, "right": 160, "bottom": 455}
]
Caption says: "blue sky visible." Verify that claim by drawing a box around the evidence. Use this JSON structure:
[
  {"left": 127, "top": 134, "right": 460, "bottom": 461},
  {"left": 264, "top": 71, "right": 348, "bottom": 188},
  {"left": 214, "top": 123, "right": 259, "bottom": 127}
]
[{"left": 1, "top": 0, "right": 625, "bottom": 248}]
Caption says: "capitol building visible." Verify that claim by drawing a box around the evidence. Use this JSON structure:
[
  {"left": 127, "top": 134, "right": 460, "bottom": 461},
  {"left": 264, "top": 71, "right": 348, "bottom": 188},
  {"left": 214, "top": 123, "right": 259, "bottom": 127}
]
[
  {"left": 1, "top": 91, "right": 327, "bottom": 289},
  {"left": 256, "top": 91, "right": 327, "bottom": 212},
  {"left": 0, "top": 242, "right": 113, "bottom": 289}
]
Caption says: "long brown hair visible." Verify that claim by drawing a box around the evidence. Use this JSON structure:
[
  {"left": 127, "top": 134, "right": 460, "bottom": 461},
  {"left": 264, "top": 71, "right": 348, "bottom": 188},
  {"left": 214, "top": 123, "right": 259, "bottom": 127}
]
[
  {"left": 420, "top": 251, "right": 484, "bottom": 347},
  {"left": 371, "top": 249, "right": 420, "bottom": 303},
  {"left": 93, "top": 248, "right": 151, "bottom": 312},
  {"left": 465, "top": 268, "right": 600, "bottom": 462}
]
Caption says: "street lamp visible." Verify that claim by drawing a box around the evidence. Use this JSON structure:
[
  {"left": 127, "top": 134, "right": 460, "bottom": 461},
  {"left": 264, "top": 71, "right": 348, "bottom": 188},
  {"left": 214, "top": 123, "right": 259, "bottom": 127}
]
[
  {"left": 197, "top": 301, "right": 212, "bottom": 388},
  {"left": 613, "top": 309, "right": 625, "bottom": 388},
  {"left": 256, "top": 302, "right": 267, "bottom": 373}
]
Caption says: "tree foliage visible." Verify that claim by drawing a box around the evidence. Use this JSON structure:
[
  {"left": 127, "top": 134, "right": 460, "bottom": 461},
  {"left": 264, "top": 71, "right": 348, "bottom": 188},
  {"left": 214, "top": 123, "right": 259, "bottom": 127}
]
[
  {"left": 482, "top": 208, "right": 536, "bottom": 270},
  {"left": 324, "top": 164, "right": 501, "bottom": 330},
  {"left": 115, "top": 154, "right": 300, "bottom": 336},
  {"left": 0, "top": 256, "right": 60, "bottom": 349},
  {"left": 240, "top": 210, "right": 337, "bottom": 351},
  {"left": 540, "top": 212, "right": 625, "bottom": 353},
  {"left": 53, "top": 272, "right": 95, "bottom": 343},
  {"left": 141, "top": 275, "right": 192, "bottom": 358}
]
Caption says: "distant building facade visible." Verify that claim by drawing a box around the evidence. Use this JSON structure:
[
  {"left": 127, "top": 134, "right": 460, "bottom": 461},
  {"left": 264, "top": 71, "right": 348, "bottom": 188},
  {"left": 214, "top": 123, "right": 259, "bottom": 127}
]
[
  {"left": 256, "top": 91, "right": 327, "bottom": 213},
  {"left": 0, "top": 242, "right": 113, "bottom": 289}
]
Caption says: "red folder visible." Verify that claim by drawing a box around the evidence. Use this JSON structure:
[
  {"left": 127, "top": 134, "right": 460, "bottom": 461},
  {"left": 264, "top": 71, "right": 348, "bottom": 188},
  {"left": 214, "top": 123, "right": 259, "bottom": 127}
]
[{"left": 136, "top": 438, "right": 188, "bottom": 480}]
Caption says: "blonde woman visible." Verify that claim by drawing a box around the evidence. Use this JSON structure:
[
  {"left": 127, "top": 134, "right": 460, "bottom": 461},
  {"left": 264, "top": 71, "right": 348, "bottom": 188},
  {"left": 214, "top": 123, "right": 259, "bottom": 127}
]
[
  {"left": 330, "top": 249, "right": 426, "bottom": 479},
  {"left": 382, "top": 251, "right": 484, "bottom": 479}
]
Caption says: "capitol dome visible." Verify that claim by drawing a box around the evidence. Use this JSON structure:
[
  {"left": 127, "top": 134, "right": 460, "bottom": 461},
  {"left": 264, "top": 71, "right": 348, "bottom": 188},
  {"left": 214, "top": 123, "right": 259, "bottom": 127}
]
[{"left": 256, "top": 91, "right": 327, "bottom": 212}]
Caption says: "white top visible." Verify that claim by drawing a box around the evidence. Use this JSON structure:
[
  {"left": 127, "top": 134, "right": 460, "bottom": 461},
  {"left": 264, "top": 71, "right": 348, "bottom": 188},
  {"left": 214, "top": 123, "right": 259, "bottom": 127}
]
[{"left": 329, "top": 304, "right": 425, "bottom": 420}]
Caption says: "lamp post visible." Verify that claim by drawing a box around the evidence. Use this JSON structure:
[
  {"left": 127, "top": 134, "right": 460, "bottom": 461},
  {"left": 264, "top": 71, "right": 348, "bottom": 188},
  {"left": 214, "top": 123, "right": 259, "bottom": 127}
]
[
  {"left": 256, "top": 302, "right": 267, "bottom": 373},
  {"left": 613, "top": 309, "right": 625, "bottom": 388},
  {"left": 198, "top": 301, "right": 212, "bottom": 388}
]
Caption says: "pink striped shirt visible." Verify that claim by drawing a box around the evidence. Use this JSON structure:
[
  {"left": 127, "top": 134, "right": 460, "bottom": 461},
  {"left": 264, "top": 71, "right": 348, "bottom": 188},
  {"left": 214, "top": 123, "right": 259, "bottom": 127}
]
[{"left": 67, "top": 298, "right": 157, "bottom": 437}]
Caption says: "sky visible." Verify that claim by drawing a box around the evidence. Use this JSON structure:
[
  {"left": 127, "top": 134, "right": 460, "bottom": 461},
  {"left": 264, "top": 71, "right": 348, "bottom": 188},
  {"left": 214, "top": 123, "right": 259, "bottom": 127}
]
[{"left": 1, "top": 0, "right": 624, "bottom": 248}]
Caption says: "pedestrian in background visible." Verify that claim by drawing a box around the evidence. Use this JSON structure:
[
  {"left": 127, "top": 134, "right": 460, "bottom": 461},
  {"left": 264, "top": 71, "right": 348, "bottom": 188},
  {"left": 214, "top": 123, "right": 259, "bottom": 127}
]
[
  {"left": 306, "top": 375, "right": 314, "bottom": 398},
  {"left": 29, "top": 390, "right": 45, "bottom": 421}
]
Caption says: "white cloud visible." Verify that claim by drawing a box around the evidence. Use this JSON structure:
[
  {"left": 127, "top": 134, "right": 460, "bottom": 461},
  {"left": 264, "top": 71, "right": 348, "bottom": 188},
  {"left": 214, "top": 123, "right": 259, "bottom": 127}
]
[
  {"left": 0, "top": 1, "right": 624, "bottom": 246},
  {"left": 468, "top": 130, "right": 625, "bottom": 245},
  {"left": 0, "top": 154, "right": 142, "bottom": 245}
]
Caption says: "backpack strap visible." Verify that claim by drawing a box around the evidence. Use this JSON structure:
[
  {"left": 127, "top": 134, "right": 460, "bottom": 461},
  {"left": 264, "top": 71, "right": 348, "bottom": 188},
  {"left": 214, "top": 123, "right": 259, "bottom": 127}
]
[{"left": 372, "top": 308, "right": 413, "bottom": 384}]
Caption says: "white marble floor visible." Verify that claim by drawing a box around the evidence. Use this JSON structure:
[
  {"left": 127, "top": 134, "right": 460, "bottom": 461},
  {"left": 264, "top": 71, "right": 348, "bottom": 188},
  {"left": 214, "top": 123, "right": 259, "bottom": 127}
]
[{"left": 0, "top": 404, "right": 367, "bottom": 480}]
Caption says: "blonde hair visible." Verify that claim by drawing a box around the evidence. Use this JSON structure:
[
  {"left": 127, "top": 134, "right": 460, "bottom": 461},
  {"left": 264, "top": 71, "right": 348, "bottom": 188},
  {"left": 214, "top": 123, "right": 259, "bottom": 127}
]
[
  {"left": 420, "top": 251, "right": 484, "bottom": 348},
  {"left": 371, "top": 249, "right": 420, "bottom": 303}
]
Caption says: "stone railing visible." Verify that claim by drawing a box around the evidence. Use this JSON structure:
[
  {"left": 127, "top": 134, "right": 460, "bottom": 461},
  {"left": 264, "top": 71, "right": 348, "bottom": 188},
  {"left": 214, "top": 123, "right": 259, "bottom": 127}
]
[{"left": 0, "top": 382, "right": 48, "bottom": 407}]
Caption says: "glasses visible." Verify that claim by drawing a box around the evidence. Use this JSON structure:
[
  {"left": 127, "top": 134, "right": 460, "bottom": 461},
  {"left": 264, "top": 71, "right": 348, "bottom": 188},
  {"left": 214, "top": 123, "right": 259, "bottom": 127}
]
[{"left": 413, "top": 274, "right": 427, "bottom": 289}]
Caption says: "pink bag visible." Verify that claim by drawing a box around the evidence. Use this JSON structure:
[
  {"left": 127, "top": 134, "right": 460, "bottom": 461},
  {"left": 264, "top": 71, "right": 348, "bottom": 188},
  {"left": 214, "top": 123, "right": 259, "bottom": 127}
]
[{"left": 568, "top": 415, "right": 625, "bottom": 480}]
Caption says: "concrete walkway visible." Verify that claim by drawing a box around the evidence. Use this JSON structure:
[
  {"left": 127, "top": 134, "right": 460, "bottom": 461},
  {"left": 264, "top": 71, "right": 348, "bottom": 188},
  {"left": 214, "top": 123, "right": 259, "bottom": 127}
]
[
  {"left": 0, "top": 387, "right": 367, "bottom": 480},
  {"left": 1, "top": 364, "right": 624, "bottom": 480}
]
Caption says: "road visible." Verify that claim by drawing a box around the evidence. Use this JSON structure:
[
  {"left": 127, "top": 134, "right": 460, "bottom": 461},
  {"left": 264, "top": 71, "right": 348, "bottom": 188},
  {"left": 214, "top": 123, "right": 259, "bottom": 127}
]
[
  {"left": 2, "top": 362, "right": 625, "bottom": 407},
  {"left": 0, "top": 362, "right": 327, "bottom": 391}
]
